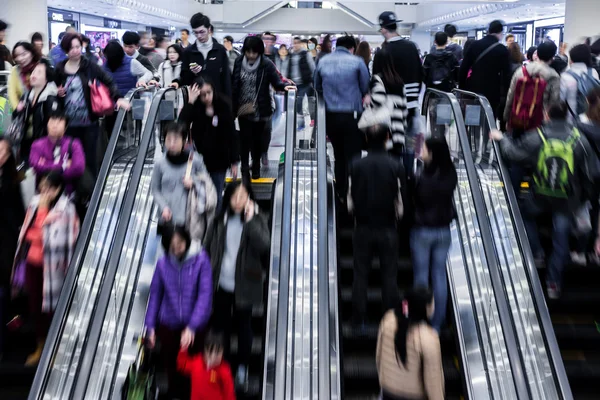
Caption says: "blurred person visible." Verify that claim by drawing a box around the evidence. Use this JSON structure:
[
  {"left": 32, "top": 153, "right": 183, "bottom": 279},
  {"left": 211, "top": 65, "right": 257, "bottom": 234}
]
[
  {"left": 375, "top": 11, "right": 424, "bottom": 176},
  {"left": 177, "top": 13, "right": 231, "bottom": 98},
  {"left": 289, "top": 36, "right": 317, "bottom": 131},
  {"left": 31, "top": 32, "right": 44, "bottom": 56},
  {"left": 308, "top": 37, "right": 318, "bottom": 60},
  {"left": 459, "top": 20, "right": 512, "bottom": 119},
  {"left": 411, "top": 137, "right": 457, "bottom": 332},
  {"left": 376, "top": 287, "right": 444, "bottom": 400},
  {"left": 430, "top": 24, "right": 463, "bottom": 62},
  {"left": 0, "top": 20, "right": 12, "bottom": 68},
  {"left": 347, "top": 124, "right": 404, "bottom": 331},
  {"left": 29, "top": 111, "right": 85, "bottom": 195},
  {"left": 15, "top": 60, "right": 60, "bottom": 164},
  {"left": 157, "top": 44, "right": 183, "bottom": 87},
  {"left": 275, "top": 44, "right": 290, "bottom": 77},
  {"left": 315, "top": 34, "right": 369, "bottom": 202},
  {"left": 12, "top": 170, "right": 79, "bottom": 365},
  {"left": 462, "top": 38, "right": 475, "bottom": 61},
  {"left": 154, "top": 35, "right": 169, "bottom": 66},
  {"left": 81, "top": 36, "right": 99, "bottom": 65},
  {"left": 122, "top": 31, "right": 157, "bottom": 75},
  {"left": 591, "top": 38, "right": 600, "bottom": 76},
  {"left": 143, "top": 35, "right": 164, "bottom": 70},
  {"left": 506, "top": 33, "right": 515, "bottom": 46},
  {"left": 491, "top": 102, "right": 600, "bottom": 298},
  {"left": 204, "top": 179, "right": 271, "bottom": 390},
  {"left": 0, "top": 138, "right": 25, "bottom": 356},
  {"left": 315, "top": 34, "right": 332, "bottom": 65},
  {"left": 145, "top": 226, "right": 213, "bottom": 399},
  {"left": 94, "top": 46, "right": 105, "bottom": 64},
  {"left": 508, "top": 42, "right": 525, "bottom": 76},
  {"left": 261, "top": 31, "right": 277, "bottom": 63},
  {"left": 49, "top": 26, "right": 75, "bottom": 66},
  {"left": 180, "top": 28, "right": 192, "bottom": 49},
  {"left": 222, "top": 35, "right": 240, "bottom": 73},
  {"left": 138, "top": 31, "right": 152, "bottom": 56},
  {"left": 526, "top": 46, "right": 539, "bottom": 63},
  {"left": 231, "top": 36, "right": 292, "bottom": 180},
  {"left": 151, "top": 122, "right": 207, "bottom": 228},
  {"left": 504, "top": 41, "right": 560, "bottom": 134},
  {"left": 356, "top": 41, "right": 371, "bottom": 71},
  {"left": 558, "top": 42, "right": 569, "bottom": 62},
  {"left": 177, "top": 331, "right": 235, "bottom": 400},
  {"left": 561, "top": 44, "right": 600, "bottom": 120},
  {"left": 103, "top": 40, "right": 154, "bottom": 96},
  {"left": 54, "top": 33, "right": 129, "bottom": 178},
  {"left": 423, "top": 32, "right": 460, "bottom": 93},
  {"left": 369, "top": 48, "right": 409, "bottom": 157},
  {"left": 180, "top": 78, "right": 239, "bottom": 210},
  {"left": 8, "top": 41, "right": 41, "bottom": 109}
]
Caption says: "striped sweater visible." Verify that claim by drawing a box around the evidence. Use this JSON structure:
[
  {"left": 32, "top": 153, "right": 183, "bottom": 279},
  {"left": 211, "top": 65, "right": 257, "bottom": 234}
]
[{"left": 370, "top": 74, "right": 409, "bottom": 151}]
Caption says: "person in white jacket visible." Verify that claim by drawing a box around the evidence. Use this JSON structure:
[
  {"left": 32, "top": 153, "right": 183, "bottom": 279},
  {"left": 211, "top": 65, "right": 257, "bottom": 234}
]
[
  {"left": 157, "top": 44, "right": 183, "bottom": 88},
  {"left": 561, "top": 44, "right": 600, "bottom": 121}
]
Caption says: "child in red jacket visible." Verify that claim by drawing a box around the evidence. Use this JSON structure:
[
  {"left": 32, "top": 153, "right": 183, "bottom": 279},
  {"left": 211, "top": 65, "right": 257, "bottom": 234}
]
[{"left": 177, "top": 331, "right": 236, "bottom": 400}]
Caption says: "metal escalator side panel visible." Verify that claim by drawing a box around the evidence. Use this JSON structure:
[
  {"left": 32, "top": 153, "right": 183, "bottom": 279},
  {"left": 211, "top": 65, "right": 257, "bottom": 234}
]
[
  {"left": 453, "top": 89, "right": 573, "bottom": 400},
  {"left": 70, "top": 87, "right": 176, "bottom": 400},
  {"left": 29, "top": 87, "right": 155, "bottom": 400},
  {"left": 263, "top": 89, "right": 297, "bottom": 400},
  {"left": 424, "top": 89, "right": 529, "bottom": 399}
]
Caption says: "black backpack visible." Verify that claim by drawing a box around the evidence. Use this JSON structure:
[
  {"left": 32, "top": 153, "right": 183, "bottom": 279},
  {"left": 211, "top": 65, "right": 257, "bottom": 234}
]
[{"left": 426, "top": 52, "right": 456, "bottom": 92}]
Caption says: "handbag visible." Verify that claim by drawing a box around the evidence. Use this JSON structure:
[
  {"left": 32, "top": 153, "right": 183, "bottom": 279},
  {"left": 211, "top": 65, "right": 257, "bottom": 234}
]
[
  {"left": 358, "top": 76, "right": 392, "bottom": 131},
  {"left": 89, "top": 79, "right": 114, "bottom": 116}
]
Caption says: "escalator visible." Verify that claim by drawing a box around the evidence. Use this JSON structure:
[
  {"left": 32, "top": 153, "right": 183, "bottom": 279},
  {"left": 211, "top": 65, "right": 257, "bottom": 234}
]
[
  {"left": 453, "top": 90, "right": 591, "bottom": 400},
  {"left": 24, "top": 87, "right": 158, "bottom": 400},
  {"left": 337, "top": 89, "right": 540, "bottom": 400},
  {"left": 29, "top": 87, "right": 295, "bottom": 400}
]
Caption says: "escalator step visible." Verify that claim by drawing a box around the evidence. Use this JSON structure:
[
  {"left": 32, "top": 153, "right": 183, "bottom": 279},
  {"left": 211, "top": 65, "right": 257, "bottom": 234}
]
[{"left": 338, "top": 255, "right": 412, "bottom": 271}]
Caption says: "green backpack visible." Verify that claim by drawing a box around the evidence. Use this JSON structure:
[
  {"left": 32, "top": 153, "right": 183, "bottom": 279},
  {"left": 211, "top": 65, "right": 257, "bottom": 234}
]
[{"left": 533, "top": 127, "right": 580, "bottom": 199}]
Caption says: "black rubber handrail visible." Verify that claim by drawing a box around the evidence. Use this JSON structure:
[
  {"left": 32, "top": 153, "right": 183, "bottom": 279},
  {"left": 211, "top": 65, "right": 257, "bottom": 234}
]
[
  {"left": 454, "top": 89, "right": 573, "bottom": 400},
  {"left": 423, "top": 88, "right": 530, "bottom": 400},
  {"left": 270, "top": 89, "right": 297, "bottom": 400},
  {"left": 68, "top": 87, "right": 175, "bottom": 399},
  {"left": 28, "top": 86, "right": 153, "bottom": 400},
  {"left": 316, "top": 94, "right": 331, "bottom": 397}
]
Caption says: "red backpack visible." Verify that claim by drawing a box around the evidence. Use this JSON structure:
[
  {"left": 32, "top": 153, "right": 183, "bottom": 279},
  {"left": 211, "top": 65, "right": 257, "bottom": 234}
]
[{"left": 510, "top": 66, "right": 547, "bottom": 131}]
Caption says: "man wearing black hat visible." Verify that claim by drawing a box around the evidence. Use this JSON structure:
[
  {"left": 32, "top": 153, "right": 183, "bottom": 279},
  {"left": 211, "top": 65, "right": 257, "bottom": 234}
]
[{"left": 459, "top": 20, "right": 512, "bottom": 119}]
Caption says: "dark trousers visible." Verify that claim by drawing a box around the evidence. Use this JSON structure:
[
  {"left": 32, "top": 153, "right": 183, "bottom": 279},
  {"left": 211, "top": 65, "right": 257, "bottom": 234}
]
[
  {"left": 239, "top": 118, "right": 267, "bottom": 175},
  {"left": 212, "top": 287, "right": 253, "bottom": 366},
  {"left": 156, "top": 326, "right": 190, "bottom": 399},
  {"left": 262, "top": 120, "right": 272, "bottom": 154},
  {"left": 352, "top": 226, "right": 400, "bottom": 324},
  {"left": 26, "top": 262, "right": 53, "bottom": 340},
  {"left": 326, "top": 112, "right": 362, "bottom": 200},
  {"left": 66, "top": 123, "right": 100, "bottom": 178},
  {"left": 209, "top": 170, "right": 227, "bottom": 213}
]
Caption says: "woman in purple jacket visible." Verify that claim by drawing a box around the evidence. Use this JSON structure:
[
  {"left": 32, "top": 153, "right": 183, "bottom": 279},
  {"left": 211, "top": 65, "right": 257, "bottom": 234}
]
[
  {"left": 29, "top": 111, "right": 85, "bottom": 195},
  {"left": 145, "top": 226, "right": 213, "bottom": 399}
]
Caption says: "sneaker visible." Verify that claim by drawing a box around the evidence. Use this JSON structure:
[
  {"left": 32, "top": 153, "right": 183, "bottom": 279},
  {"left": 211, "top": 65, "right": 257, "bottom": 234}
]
[
  {"left": 571, "top": 252, "right": 587, "bottom": 266},
  {"left": 547, "top": 282, "right": 561, "bottom": 300},
  {"left": 261, "top": 152, "right": 269, "bottom": 167},
  {"left": 235, "top": 364, "right": 248, "bottom": 391}
]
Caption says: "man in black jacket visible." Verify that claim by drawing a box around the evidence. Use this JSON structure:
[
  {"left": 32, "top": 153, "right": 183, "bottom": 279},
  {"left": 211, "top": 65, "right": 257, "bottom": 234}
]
[
  {"left": 348, "top": 124, "right": 404, "bottom": 330},
  {"left": 424, "top": 32, "right": 459, "bottom": 92},
  {"left": 459, "top": 20, "right": 512, "bottom": 118},
  {"left": 175, "top": 13, "right": 231, "bottom": 99}
]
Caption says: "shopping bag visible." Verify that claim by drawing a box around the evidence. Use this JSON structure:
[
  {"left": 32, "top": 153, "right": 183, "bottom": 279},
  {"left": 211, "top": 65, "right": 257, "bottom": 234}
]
[{"left": 121, "top": 338, "right": 157, "bottom": 400}]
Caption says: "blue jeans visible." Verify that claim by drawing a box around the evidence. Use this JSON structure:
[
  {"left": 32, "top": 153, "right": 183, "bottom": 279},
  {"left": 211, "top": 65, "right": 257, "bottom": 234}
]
[
  {"left": 411, "top": 226, "right": 451, "bottom": 332},
  {"left": 522, "top": 201, "right": 571, "bottom": 289},
  {"left": 210, "top": 171, "right": 227, "bottom": 212}
]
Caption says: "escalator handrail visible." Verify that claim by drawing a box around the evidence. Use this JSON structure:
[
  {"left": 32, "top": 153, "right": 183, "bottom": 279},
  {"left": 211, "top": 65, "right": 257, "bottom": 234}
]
[
  {"left": 28, "top": 86, "right": 154, "bottom": 400},
  {"left": 423, "top": 88, "right": 530, "bottom": 400},
  {"left": 453, "top": 89, "right": 574, "bottom": 400},
  {"left": 316, "top": 94, "right": 335, "bottom": 398},
  {"left": 265, "top": 89, "right": 297, "bottom": 400},
  {"left": 69, "top": 87, "right": 175, "bottom": 399}
]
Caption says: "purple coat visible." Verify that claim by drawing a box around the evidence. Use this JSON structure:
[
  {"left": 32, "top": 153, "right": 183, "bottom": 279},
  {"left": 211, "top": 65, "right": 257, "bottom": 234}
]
[
  {"left": 145, "top": 250, "right": 213, "bottom": 332},
  {"left": 29, "top": 136, "right": 85, "bottom": 194}
]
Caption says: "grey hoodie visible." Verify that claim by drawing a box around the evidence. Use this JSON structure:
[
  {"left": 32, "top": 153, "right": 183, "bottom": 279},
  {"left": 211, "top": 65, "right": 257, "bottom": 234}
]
[{"left": 503, "top": 61, "right": 561, "bottom": 123}]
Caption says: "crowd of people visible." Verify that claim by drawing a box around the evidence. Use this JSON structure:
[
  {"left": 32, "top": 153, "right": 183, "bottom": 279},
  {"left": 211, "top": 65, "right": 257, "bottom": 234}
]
[{"left": 1, "top": 6, "right": 600, "bottom": 400}]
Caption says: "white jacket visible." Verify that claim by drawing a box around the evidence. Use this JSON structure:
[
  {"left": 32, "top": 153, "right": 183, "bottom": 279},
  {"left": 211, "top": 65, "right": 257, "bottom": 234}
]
[{"left": 157, "top": 61, "right": 182, "bottom": 87}]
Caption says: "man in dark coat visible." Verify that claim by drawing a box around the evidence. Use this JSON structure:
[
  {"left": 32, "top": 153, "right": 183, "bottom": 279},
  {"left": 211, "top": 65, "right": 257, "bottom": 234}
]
[{"left": 459, "top": 20, "right": 512, "bottom": 118}]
